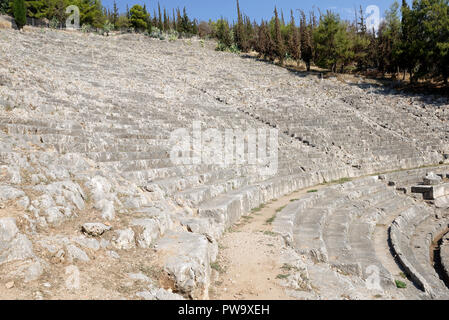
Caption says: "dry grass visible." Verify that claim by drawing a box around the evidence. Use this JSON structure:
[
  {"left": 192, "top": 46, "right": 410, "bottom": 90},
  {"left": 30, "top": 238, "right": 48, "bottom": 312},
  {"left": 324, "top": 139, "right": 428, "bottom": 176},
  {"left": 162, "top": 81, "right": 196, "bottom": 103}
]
[{"left": 0, "top": 20, "right": 12, "bottom": 29}]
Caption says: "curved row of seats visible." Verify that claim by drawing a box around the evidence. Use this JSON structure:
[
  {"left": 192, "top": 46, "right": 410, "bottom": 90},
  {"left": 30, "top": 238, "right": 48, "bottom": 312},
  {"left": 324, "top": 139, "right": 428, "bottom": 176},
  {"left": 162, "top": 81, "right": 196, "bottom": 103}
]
[{"left": 275, "top": 172, "right": 449, "bottom": 297}]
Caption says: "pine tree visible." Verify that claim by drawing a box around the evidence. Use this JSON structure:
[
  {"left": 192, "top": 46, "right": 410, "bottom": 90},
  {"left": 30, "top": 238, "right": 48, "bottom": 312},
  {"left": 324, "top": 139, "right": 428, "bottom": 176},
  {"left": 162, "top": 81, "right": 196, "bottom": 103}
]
[
  {"left": 13, "top": 0, "right": 26, "bottom": 30},
  {"left": 129, "top": 4, "right": 147, "bottom": 31},
  {"left": 314, "top": 11, "right": 345, "bottom": 72}
]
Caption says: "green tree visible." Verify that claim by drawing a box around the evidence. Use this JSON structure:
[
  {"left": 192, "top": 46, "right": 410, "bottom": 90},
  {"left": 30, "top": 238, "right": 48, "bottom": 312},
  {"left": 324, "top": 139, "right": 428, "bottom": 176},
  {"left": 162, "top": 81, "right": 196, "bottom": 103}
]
[
  {"left": 314, "top": 11, "right": 341, "bottom": 72},
  {"left": 314, "top": 11, "right": 353, "bottom": 73},
  {"left": 418, "top": 0, "right": 449, "bottom": 84},
  {"left": 129, "top": 4, "right": 147, "bottom": 31},
  {"left": 26, "top": 0, "right": 49, "bottom": 19},
  {"left": 75, "top": 0, "right": 104, "bottom": 29},
  {"left": 399, "top": 0, "right": 418, "bottom": 81},
  {"left": 334, "top": 21, "right": 354, "bottom": 72},
  {"left": 13, "top": 0, "right": 26, "bottom": 30}
]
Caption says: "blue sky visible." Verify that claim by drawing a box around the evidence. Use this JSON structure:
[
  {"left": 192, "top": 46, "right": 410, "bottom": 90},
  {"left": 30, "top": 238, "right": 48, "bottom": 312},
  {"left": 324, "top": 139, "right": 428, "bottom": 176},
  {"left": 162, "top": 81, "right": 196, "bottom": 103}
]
[{"left": 102, "top": 0, "right": 406, "bottom": 23}]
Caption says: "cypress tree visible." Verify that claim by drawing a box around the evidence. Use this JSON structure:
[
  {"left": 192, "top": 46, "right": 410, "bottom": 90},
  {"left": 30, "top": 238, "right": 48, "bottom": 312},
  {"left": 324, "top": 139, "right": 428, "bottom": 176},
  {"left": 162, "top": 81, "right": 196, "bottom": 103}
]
[
  {"left": 182, "top": 7, "right": 190, "bottom": 34},
  {"left": 235, "top": 0, "right": 247, "bottom": 51},
  {"left": 288, "top": 10, "right": 301, "bottom": 66},
  {"left": 256, "top": 20, "right": 268, "bottom": 58},
  {"left": 192, "top": 19, "right": 198, "bottom": 35},
  {"left": 163, "top": 7, "right": 169, "bottom": 31},
  {"left": 157, "top": 2, "right": 163, "bottom": 31},
  {"left": 13, "top": 0, "right": 26, "bottom": 30},
  {"left": 300, "top": 10, "right": 313, "bottom": 71},
  {"left": 176, "top": 7, "right": 182, "bottom": 33},
  {"left": 112, "top": 0, "right": 119, "bottom": 27},
  {"left": 274, "top": 7, "right": 286, "bottom": 65}
]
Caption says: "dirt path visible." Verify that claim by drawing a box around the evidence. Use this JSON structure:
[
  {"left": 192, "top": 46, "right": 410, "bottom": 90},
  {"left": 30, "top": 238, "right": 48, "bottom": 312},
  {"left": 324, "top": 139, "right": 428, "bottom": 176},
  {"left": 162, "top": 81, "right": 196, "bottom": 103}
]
[{"left": 209, "top": 187, "right": 321, "bottom": 300}]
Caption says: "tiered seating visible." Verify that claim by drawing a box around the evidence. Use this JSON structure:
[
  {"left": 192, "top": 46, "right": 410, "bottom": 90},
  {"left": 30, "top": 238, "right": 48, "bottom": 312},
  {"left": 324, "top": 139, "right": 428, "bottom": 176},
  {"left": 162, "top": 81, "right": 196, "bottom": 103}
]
[
  {"left": 0, "top": 28, "right": 448, "bottom": 299},
  {"left": 275, "top": 177, "right": 411, "bottom": 288},
  {"left": 274, "top": 167, "right": 449, "bottom": 298},
  {"left": 390, "top": 205, "right": 449, "bottom": 298}
]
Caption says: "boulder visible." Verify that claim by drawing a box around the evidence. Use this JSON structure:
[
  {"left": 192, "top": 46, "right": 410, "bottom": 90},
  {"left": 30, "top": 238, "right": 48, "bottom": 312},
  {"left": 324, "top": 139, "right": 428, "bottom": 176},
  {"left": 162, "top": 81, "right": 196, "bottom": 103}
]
[
  {"left": 0, "top": 218, "right": 35, "bottom": 264},
  {"left": 155, "top": 231, "right": 217, "bottom": 299},
  {"left": 81, "top": 223, "right": 111, "bottom": 237}
]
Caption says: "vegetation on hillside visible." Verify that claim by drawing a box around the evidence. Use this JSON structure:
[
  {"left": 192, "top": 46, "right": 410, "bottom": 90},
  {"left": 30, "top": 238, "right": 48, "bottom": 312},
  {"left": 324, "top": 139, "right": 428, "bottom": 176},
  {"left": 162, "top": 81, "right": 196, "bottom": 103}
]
[{"left": 1, "top": 0, "right": 448, "bottom": 85}]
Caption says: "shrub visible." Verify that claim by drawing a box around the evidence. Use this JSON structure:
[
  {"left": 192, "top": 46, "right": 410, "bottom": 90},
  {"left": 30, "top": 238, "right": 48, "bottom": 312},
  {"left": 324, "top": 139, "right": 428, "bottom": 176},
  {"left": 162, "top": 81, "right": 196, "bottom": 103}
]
[
  {"left": 102, "top": 20, "right": 114, "bottom": 36},
  {"left": 216, "top": 42, "right": 240, "bottom": 53},
  {"left": 168, "top": 33, "right": 177, "bottom": 42},
  {"left": 49, "top": 17, "right": 59, "bottom": 29},
  {"left": 395, "top": 280, "right": 407, "bottom": 288},
  {"left": 215, "top": 42, "right": 228, "bottom": 51},
  {"left": 81, "top": 23, "right": 92, "bottom": 33}
]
